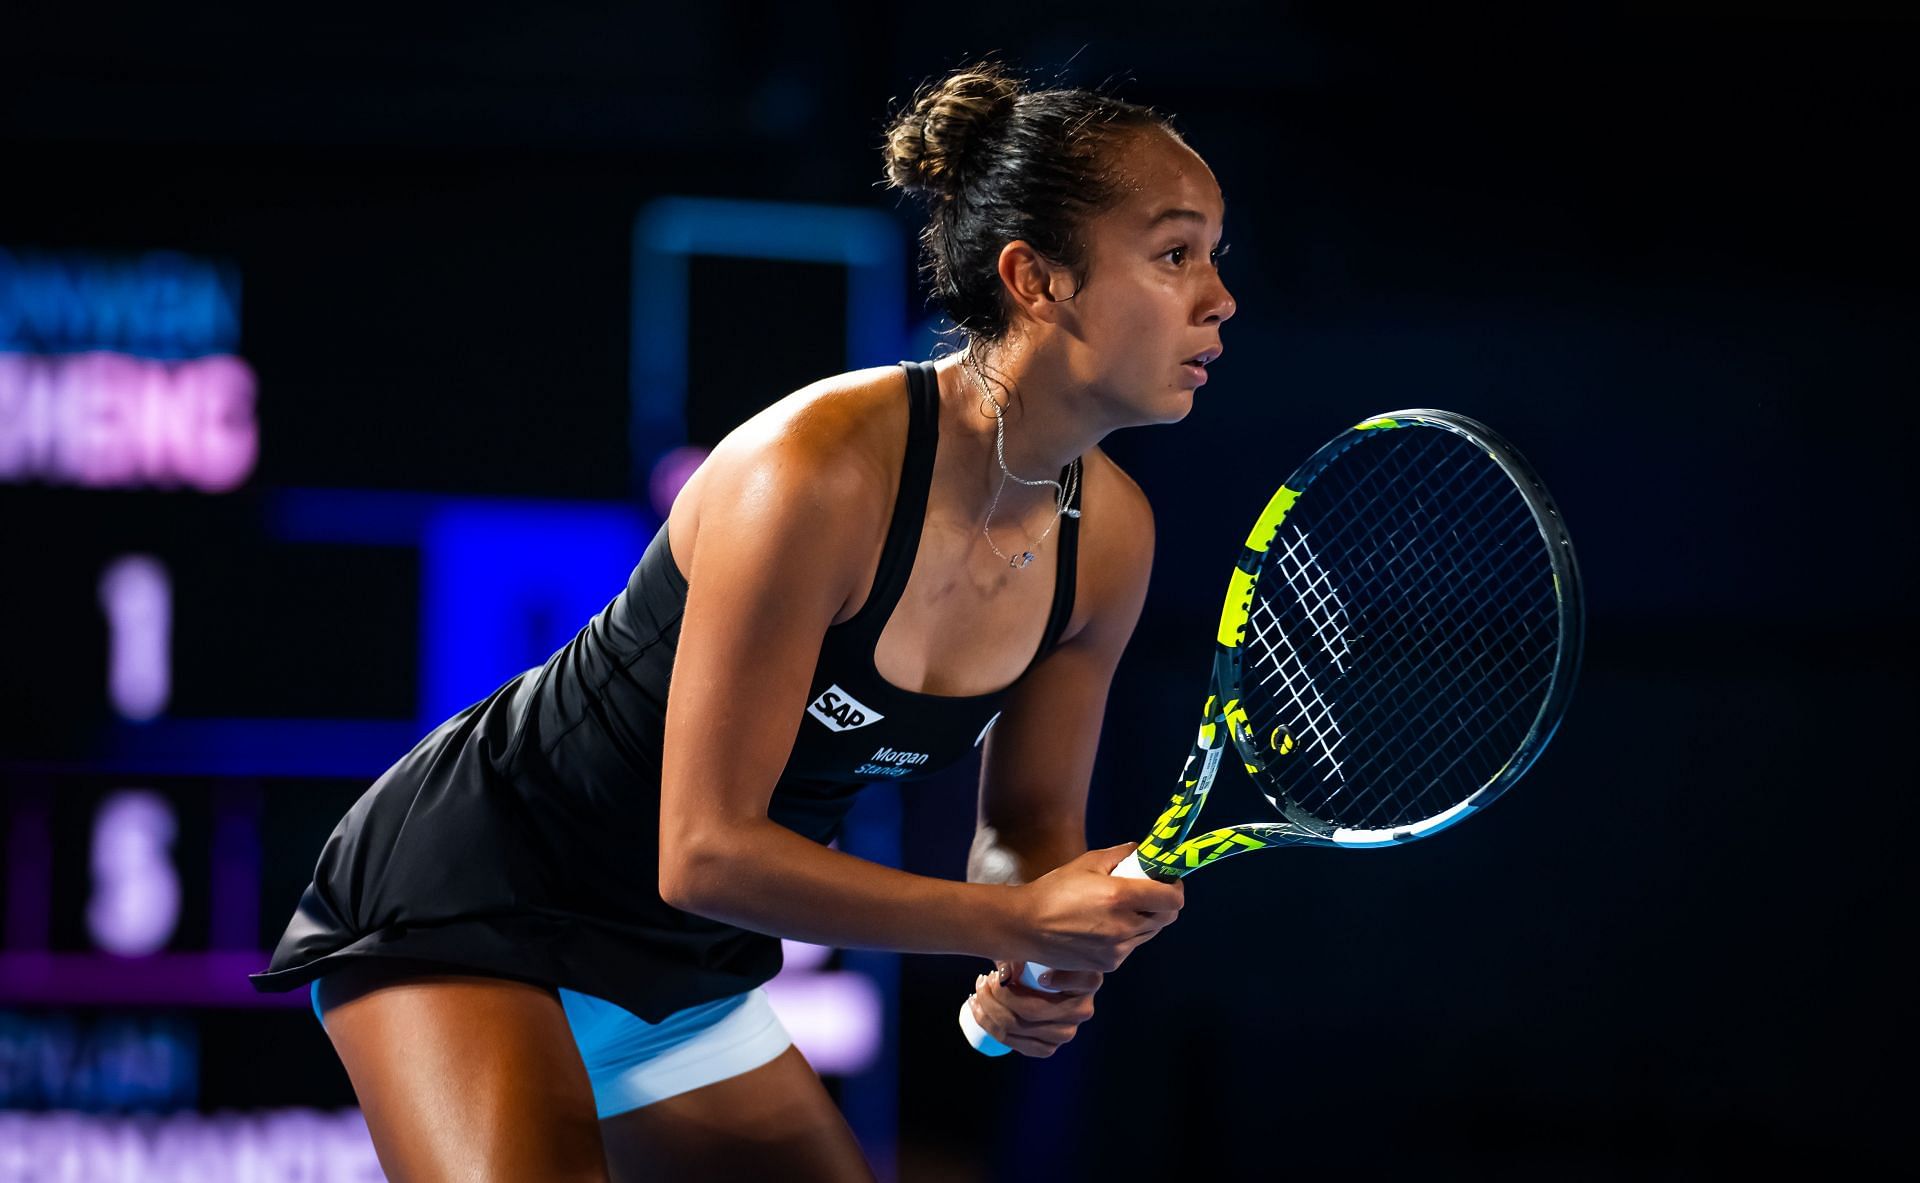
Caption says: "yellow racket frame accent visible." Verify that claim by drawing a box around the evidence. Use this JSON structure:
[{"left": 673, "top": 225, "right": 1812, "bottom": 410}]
[{"left": 1216, "top": 486, "right": 1300, "bottom": 648}]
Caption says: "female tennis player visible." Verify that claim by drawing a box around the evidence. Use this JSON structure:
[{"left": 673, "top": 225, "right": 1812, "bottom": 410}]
[{"left": 251, "top": 61, "right": 1233, "bottom": 1181}]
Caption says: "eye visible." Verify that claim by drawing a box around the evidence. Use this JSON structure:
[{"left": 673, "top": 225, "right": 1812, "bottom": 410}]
[{"left": 1163, "top": 242, "right": 1231, "bottom": 268}]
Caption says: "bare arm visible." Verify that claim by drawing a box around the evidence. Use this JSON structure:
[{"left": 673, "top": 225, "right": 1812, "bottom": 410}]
[
  {"left": 969, "top": 638, "right": 1133, "bottom": 889},
  {"left": 963, "top": 455, "right": 1177, "bottom": 1055},
  {"left": 971, "top": 451, "right": 1157, "bottom": 889}
]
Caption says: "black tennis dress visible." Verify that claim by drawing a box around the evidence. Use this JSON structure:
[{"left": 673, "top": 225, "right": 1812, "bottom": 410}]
[{"left": 250, "top": 360, "right": 1083, "bottom": 1022}]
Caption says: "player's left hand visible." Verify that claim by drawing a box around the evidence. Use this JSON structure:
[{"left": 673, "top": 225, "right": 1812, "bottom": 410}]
[{"left": 966, "top": 962, "right": 1102, "bottom": 1058}]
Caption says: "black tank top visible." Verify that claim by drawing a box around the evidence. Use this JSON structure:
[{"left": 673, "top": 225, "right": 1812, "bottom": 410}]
[{"left": 251, "top": 360, "right": 1083, "bottom": 1020}]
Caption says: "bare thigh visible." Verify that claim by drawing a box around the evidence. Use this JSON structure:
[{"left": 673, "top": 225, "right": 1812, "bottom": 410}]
[
  {"left": 599, "top": 1046, "right": 875, "bottom": 1183},
  {"left": 318, "top": 966, "right": 608, "bottom": 1183}
]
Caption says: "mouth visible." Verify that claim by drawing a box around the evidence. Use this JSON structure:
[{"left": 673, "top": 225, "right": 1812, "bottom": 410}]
[{"left": 1180, "top": 346, "right": 1222, "bottom": 384}]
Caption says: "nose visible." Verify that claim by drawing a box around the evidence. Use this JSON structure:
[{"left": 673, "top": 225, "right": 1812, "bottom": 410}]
[{"left": 1200, "top": 273, "right": 1236, "bottom": 326}]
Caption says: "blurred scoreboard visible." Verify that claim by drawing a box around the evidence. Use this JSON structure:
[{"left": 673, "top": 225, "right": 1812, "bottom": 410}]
[
  {"left": 1, "top": 201, "right": 917, "bottom": 1178},
  {"left": 1, "top": 776, "right": 361, "bottom": 1008}
]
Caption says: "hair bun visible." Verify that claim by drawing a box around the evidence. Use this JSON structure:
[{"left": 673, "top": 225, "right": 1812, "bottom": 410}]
[{"left": 882, "top": 63, "right": 1022, "bottom": 200}]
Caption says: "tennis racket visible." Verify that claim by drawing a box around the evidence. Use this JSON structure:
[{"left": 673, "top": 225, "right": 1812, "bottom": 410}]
[{"left": 960, "top": 408, "right": 1584, "bottom": 1055}]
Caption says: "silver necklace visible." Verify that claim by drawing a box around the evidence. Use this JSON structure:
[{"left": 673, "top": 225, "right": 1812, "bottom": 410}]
[{"left": 968, "top": 361, "right": 1081, "bottom": 569}]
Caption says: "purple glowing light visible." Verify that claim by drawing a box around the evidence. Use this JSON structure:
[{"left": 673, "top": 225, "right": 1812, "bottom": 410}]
[
  {"left": 0, "top": 351, "right": 258, "bottom": 492},
  {"left": 0, "top": 953, "right": 310, "bottom": 1008},
  {"left": 86, "top": 789, "right": 181, "bottom": 957},
  {"left": 647, "top": 444, "right": 709, "bottom": 518},
  {"left": 771, "top": 912, "right": 883, "bottom": 1074},
  {"left": 0, "top": 1109, "right": 383, "bottom": 1183},
  {"left": 3, "top": 787, "right": 52, "bottom": 951},
  {"left": 98, "top": 554, "right": 172, "bottom": 722},
  {"left": 780, "top": 938, "right": 833, "bottom": 972},
  {"left": 762, "top": 970, "right": 883, "bottom": 1075},
  {"left": 210, "top": 787, "right": 264, "bottom": 951}
]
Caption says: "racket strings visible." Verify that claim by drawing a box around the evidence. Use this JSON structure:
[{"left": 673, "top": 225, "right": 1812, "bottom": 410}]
[
  {"left": 1342, "top": 549, "right": 1556, "bottom": 828},
  {"left": 1235, "top": 427, "right": 1562, "bottom": 833},
  {"left": 1293, "top": 429, "right": 1496, "bottom": 570},
  {"left": 1240, "top": 431, "right": 1474, "bottom": 810},
  {"left": 1304, "top": 541, "right": 1555, "bottom": 830},
  {"left": 1237, "top": 435, "right": 1481, "bottom": 798},
  {"left": 1286, "top": 467, "right": 1534, "bottom": 774},
  {"left": 1347, "top": 502, "right": 1549, "bottom": 726},
  {"left": 1319, "top": 498, "right": 1557, "bottom": 827},
  {"left": 1244, "top": 596, "right": 1352, "bottom": 784},
  {"left": 1271, "top": 527, "right": 1354, "bottom": 673}
]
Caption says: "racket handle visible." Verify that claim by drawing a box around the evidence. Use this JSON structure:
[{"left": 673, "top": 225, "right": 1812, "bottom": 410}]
[{"left": 958, "top": 850, "right": 1151, "bottom": 1056}]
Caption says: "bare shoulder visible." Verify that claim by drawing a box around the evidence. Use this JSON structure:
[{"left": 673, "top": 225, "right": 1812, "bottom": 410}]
[
  {"left": 1080, "top": 445, "right": 1154, "bottom": 536},
  {"left": 668, "top": 366, "right": 909, "bottom": 602},
  {"left": 1061, "top": 445, "right": 1155, "bottom": 646}
]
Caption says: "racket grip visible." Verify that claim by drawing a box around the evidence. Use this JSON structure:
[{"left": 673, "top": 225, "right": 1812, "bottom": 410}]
[{"left": 958, "top": 849, "right": 1151, "bottom": 1056}]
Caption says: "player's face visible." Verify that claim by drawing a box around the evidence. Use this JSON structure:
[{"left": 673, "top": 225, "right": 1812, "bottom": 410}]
[{"left": 1063, "top": 129, "right": 1236, "bottom": 424}]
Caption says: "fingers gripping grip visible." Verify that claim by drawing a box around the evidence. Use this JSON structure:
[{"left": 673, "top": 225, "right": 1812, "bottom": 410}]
[{"left": 958, "top": 852, "right": 1152, "bottom": 1056}]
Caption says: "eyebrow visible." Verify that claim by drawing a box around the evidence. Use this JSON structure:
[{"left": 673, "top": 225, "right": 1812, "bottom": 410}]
[{"left": 1145, "top": 204, "right": 1225, "bottom": 231}]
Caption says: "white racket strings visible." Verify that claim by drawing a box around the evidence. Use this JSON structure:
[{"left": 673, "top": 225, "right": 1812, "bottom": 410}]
[{"left": 1237, "top": 428, "right": 1563, "bottom": 832}]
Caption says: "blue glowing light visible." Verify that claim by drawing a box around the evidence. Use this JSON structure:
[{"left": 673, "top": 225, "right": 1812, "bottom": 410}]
[
  {"left": 0, "top": 247, "right": 241, "bottom": 359},
  {"left": 629, "top": 197, "right": 907, "bottom": 501}
]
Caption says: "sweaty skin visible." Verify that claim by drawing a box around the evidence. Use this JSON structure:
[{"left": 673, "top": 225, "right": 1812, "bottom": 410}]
[{"left": 318, "top": 125, "right": 1232, "bottom": 1180}]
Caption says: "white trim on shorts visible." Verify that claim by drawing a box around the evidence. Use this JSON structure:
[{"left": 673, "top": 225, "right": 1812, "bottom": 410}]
[
  {"left": 309, "top": 977, "right": 793, "bottom": 1119},
  {"left": 558, "top": 986, "right": 793, "bottom": 1119}
]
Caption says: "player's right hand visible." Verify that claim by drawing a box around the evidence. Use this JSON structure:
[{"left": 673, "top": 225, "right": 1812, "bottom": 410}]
[
  {"left": 966, "top": 964, "right": 1104, "bottom": 1058},
  {"left": 1010, "top": 842, "right": 1184, "bottom": 972}
]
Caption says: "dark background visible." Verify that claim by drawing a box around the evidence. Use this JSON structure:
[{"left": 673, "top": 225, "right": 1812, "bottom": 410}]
[{"left": 3, "top": 3, "right": 1912, "bottom": 1177}]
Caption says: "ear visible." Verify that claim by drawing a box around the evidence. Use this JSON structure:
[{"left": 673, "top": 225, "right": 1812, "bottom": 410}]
[{"left": 995, "top": 240, "right": 1077, "bottom": 328}]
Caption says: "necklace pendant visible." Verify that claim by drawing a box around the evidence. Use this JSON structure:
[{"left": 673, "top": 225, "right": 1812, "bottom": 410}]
[{"left": 1012, "top": 551, "right": 1036, "bottom": 569}]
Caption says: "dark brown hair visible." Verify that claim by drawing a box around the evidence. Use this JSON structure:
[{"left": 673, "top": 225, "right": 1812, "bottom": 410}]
[{"left": 881, "top": 61, "right": 1179, "bottom": 348}]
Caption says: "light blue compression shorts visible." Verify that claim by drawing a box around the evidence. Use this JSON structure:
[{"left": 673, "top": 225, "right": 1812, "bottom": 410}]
[{"left": 310, "top": 975, "right": 792, "bottom": 1118}]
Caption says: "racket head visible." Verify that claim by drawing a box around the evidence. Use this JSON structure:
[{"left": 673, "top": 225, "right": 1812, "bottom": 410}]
[{"left": 1212, "top": 409, "right": 1583, "bottom": 849}]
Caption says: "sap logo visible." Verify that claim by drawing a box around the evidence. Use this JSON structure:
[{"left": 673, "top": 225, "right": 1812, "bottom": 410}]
[{"left": 808, "top": 684, "right": 884, "bottom": 732}]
